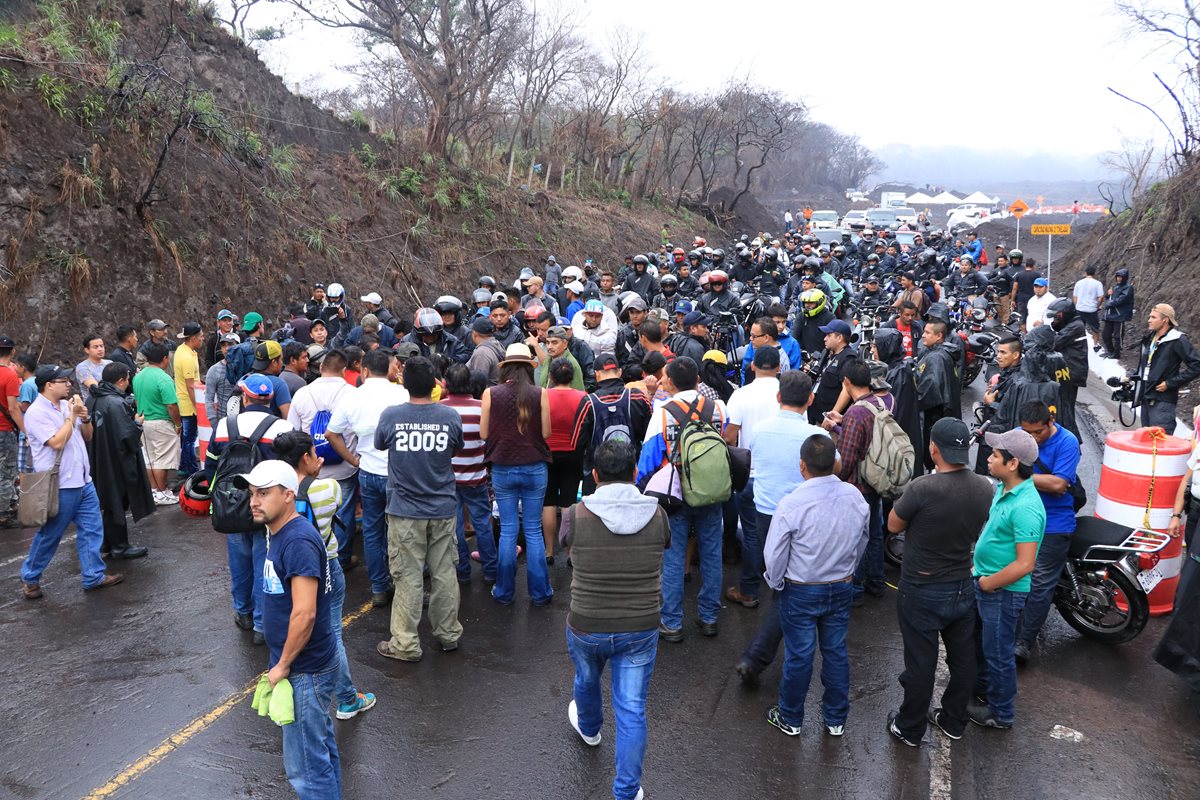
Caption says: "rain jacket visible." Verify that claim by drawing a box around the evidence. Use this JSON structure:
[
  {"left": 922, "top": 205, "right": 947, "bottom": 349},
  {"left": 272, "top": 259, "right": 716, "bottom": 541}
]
[{"left": 86, "top": 381, "right": 155, "bottom": 524}]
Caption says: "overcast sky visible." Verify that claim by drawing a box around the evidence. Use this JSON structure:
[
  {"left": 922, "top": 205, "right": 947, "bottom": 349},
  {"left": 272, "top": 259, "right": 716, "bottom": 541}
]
[{"left": 247, "top": 0, "right": 1182, "bottom": 162}]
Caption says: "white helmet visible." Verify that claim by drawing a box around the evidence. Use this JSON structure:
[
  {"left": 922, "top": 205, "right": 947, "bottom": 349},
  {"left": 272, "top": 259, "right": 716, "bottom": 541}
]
[
  {"left": 562, "top": 266, "right": 584, "bottom": 281},
  {"left": 326, "top": 282, "right": 345, "bottom": 298}
]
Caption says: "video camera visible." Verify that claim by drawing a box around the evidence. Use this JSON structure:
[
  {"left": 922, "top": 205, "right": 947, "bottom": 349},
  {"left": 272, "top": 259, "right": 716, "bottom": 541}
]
[{"left": 1107, "top": 375, "right": 1139, "bottom": 404}]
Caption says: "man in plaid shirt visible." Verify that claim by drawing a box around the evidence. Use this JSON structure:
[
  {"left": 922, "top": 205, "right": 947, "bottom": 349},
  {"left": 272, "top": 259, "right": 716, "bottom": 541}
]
[{"left": 825, "top": 361, "right": 890, "bottom": 605}]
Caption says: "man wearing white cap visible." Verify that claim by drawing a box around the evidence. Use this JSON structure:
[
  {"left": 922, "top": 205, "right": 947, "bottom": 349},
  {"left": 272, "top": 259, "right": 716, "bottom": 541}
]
[
  {"left": 360, "top": 291, "right": 400, "bottom": 331},
  {"left": 238, "top": 459, "right": 341, "bottom": 797}
]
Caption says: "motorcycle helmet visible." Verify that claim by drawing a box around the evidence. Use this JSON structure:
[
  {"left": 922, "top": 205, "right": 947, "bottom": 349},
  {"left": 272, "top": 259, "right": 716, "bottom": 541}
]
[
  {"left": 687, "top": 249, "right": 703, "bottom": 263},
  {"left": 861, "top": 228, "right": 875, "bottom": 239},
  {"left": 711, "top": 248, "right": 725, "bottom": 264},
  {"left": 1008, "top": 248, "right": 1023, "bottom": 263},
  {"left": 414, "top": 307, "right": 443, "bottom": 335},
  {"left": 800, "top": 288, "right": 827, "bottom": 317},
  {"left": 472, "top": 288, "right": 493, "bottom": 305},
  {"left": 632, "top": 254, "right": 650, "bottom": 268},
  {"left": 478, "top": 275, "right": 497, "bottom": 289},
  {"left": 693, "top": 236, "right": 707, "bottom": 248},
  {"left": 804, "top": 256, "right": 822, "bottom": 273},
  {"left": 763, "top": 247, "right": 780, "bottom": 267},
  {"left": 699, "top": 273, "right": 711, "bottom": 291},
  {"left": 434, "top": 295, "right": 463, "bottom": 314},
  {"left": 702, "top": 246, "right": 714, "bottom": 258},
  {"left": 660, "top": 273, "right": 679, "bottom": 287},
  {"left": 918, "top": 249, "right": 937, "bottom": 267},
  {"left": 959, "top": 255, "right": 974, "bottom": 266},
  {"left": 833, "top": 245, "right": 847, "bottom": 257},
  {"left": 523, "top": 306, "right": 543, "bottom": 323},
  {"left": 708, "top": 269, "right": 729, "bottom": 287},
  {"left": 180, "top": 473, "right": 211, "bottom": 518},
  {"left": 562, "top": 265, "right": 585, "bottom": 281},
  {"left": 867, "top": 254, "right": 880, "bottom": 263},
  {"left": 491, "top": 291, "right": 509, "bottom": 304},
  {"left": 1048, "top": 297, "right": 1077, "bottom": 326},
  {"left": 750, "top": 237, "right": 763, "bottom": 249},
  {"left": 326, "top": 282, "right": 345, "bottom": 299}
]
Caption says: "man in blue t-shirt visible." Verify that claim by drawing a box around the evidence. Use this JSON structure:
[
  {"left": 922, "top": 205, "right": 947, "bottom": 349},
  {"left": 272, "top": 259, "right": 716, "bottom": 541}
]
[
  {"left": 238, "top": 459, "right": 340, "bottom": 798},
  {"left": 1015, "top": 401, "right": 1080, "bottom": 665}
]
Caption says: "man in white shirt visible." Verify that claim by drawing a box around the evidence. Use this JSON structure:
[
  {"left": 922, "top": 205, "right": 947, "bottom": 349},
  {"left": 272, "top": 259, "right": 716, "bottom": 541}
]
[
  {"left": 724, "top": 347, "right": 783, "bottom": 609},
  {"left": 287, "top": 348, "right": 361, "bottom": 572},
  {"left": 325, "top": 348, "right": 409, "bottom": 607},
  {"left": 1072, "top": 265, "right": 1104, "bottom": 343},
  {"left": 1025, "top": 278, "right": 1057, "bottom": 329}
]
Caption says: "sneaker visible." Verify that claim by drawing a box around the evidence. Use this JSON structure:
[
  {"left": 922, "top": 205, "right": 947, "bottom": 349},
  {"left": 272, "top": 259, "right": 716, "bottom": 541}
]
[
  {"left": 633, "top": 789, "right": 644, "bottom": 800},
  {"left": 927, "top": 708, "right": 963, "bottom": 740},
  {"left": 568, "top": 700, "right": 601, "bottom": 746},
  {"left": 1013, "top": 640, "right": 1031, "bottom": 666},
  {"left": 252, "top": 630, "right": 265, "bottom": 646},
  {"left": 735, "top": 661, "right": 761, "bottom": 689},
  {"left": 153, "top": 490, "right": 174, "bottom": 506},
  {"left": 825, "top": 723, "right": 845, "bottom": 737},
  {"left": 967, "top": 705, "right": 1012, "bottom": 729},
  {"left": 887, "top": 712, "right": 920, "bottom": 747},
  {"left": 766, "top": 706, "right": 802, "bottom": 736},
  {"left": 724, "top": 586, "right": 760, "bottom": 609},
  {"left": 336, "top": 692, "right": 377, "bottom": 720},
  {"left": 233, "top": 612, "right": 253, "bottom": 631}
]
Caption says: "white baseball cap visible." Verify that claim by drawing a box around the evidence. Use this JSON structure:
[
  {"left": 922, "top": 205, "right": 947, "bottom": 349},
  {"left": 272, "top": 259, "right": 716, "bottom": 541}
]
[
  {"left": 233, "top": 460, "right": 299, "bottom": 493},
  {"left": 360, "top": 291, "right": 383, "bottom": 304}
]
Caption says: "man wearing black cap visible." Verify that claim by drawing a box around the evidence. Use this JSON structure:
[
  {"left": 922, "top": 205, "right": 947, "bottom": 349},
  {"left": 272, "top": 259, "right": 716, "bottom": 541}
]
[
  {"left": 885, "top": 417, "right": 994, "bottom": 746},
  {"left": 247, "top": 340, "right": 292, "bottom": 419},
  {"left": 136, "top": 319, "right": 176, "bottom": 375},
  {"left": 810, "top": 319, "right": 858, "bottom": 425},
  {"left": 466, "top": 316, "right": 505, "bottom": 385}
]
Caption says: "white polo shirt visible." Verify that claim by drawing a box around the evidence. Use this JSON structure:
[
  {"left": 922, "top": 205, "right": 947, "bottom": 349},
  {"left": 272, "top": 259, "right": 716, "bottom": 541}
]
[{"left": 326, "top": 377, "right": 409, "bottom": 477}]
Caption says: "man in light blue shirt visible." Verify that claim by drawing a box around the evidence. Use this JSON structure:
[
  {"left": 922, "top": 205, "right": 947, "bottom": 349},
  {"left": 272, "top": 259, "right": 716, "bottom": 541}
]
[{"left": 734, "top": 371, "right": 834, "bottom": 688}]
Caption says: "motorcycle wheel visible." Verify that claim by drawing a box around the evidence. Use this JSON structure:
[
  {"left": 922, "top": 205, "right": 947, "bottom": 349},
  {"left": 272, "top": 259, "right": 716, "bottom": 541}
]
[
  {"left": 884, "top": 531, "right": 904, "bottom": 567},
  {"left": 962, "top": 362, "right": 982, "bottom": 388},
  {"left": 1054, "top": 566, "right": 1149, "bottom": 645},
  {"left": 1118, "top": 401, "right": 1138, "bottom": 428}
]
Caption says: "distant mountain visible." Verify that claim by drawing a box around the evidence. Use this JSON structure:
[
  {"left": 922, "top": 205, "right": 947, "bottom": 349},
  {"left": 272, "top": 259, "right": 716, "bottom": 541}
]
[{"left": 873, "top": 144, "right": 1118, "bottom": 203}]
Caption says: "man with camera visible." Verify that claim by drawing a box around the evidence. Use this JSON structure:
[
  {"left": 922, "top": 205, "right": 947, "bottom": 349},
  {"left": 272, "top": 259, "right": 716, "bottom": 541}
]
[{"left": 1127, "top": 304, "right": 1200, "bottom": 432}]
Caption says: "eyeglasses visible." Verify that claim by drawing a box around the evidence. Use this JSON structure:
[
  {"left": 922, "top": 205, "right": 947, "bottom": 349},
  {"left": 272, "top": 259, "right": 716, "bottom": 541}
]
[{"left": 750, "top": 332, "right": 768, "bottom": 340}]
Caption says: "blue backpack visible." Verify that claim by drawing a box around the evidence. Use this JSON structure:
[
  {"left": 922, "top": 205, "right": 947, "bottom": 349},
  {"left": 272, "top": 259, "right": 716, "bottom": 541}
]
[
  {"left": 223, "top": 340, "right": 257, "bottom": 385},
  {"left": 309, "top": 408, "right": 343, "bottom": 465}
]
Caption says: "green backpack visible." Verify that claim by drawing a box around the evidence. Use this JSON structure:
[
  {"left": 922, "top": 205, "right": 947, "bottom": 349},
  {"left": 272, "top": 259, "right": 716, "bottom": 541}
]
[{"left": 665, "top": 396, "right": 732, "bottom": 507}]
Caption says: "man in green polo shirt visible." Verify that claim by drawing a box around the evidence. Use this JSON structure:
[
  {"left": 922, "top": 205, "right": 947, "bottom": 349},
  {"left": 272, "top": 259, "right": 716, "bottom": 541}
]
[
  {"left": 971, "top": 428, "right": 1045, "bottom": 731},
  {"left": 132, "top": 343, "right": 182, "bottom": 505}
]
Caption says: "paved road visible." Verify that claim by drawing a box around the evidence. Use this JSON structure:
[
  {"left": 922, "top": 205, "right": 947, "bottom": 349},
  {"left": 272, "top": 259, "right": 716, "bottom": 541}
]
[{"left": 2, "top": 379, "right": 1199, "bottom": 800}]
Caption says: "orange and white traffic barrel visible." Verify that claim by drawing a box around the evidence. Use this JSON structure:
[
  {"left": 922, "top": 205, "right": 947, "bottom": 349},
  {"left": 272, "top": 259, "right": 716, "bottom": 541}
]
[
  {"left": 195, "top": 383, "right": 211, "bottom": 463},
  {"left": 1095, "top": 426, "right": 1190, "bottom": 615}
]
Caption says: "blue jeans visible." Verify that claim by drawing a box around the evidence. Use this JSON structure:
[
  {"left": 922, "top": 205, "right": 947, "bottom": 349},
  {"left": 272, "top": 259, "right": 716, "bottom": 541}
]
[
  {"left": 736, "top": 480, "right": 761, "bottom": 597},
  {"left": 226, "top": 530, "right": 266, "bottom": 632},
  {"left": 491, "top": 462, "right": 552, "bottom": 604},
  {"left": 777, "top": 581, "right": 854, "bottom": 727},
  {"left": 281, "top": 667, "right": 342, "bottom": 799},
  {"left": 741, "top": 513, "right": 784, "bottom": 673},
  {"left": 20, "top": 483, "right": 107, "bottom": 588},
  {"left": 335, "top": 475, "right": 359, "bottom": 570},
  {"left": 566, "top": 627, "right": 659, "bottom": 800},
  {"left": 662, "top": 502, "right": 724, "bottom": 630},
  {"left": 328, "top": 558, "right": 357, "bottom": 706},
  {"left": 974, "top": 584, "right": 1027, "bottom": 724},
  {"left": 455, "top": 482, "right": 497, "bottom": 581},
  {"left": 358, "top": 471, "right": 393, "bottom": 594},
  {"left": 853, "top": 494, "right": 885, "bottom": 598},
  {"left": 179, "top": 414, "right": 199, "bottom": 475},
  {"left": 1017, "top": 533, "right": 1072, "bottom": 647}
]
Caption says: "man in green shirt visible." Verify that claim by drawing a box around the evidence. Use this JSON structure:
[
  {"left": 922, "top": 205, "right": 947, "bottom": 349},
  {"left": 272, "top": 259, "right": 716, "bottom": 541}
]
[
  {"left": 132, "top": 343, "right": 182, "bottom": 505},
  {"left": 533, "top": 326, "right": 584, "bottom": 390},
  {"left": 971, "top": 428, "right": 1046, "bottom": 731}
]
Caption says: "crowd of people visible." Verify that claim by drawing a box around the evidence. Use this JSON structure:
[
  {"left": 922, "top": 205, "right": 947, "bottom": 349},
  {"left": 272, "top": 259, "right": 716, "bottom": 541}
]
[{"left": 5, "top": 219, "right": 1200, "bottom": 800}]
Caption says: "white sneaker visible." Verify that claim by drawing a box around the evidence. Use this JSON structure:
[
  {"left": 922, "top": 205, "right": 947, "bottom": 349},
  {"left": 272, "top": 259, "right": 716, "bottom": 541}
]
[
  {"left": 634, "top": 789, "right": 644, "bottom": 800},
  {"left": 568, "top": 700, "right": 601, "bottom": 746},
  {"left": 826, "top": 723, "right": 845, "bottom": 737},
  {"left": 155, "top": 490, "right": 179, "bottom": 506}
]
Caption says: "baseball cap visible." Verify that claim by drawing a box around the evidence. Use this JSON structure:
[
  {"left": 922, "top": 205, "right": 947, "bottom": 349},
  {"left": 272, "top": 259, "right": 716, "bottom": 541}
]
[
  {"left": 252, "top": 340, "right": 283, "bottom": 369},
  {"left": 233, "top": 460, "right": 299, "bottom": 494},
  {"left": 547, "top": 325, "right": 569, "bottom": 339},
  {"left": 218, "top": 332, "right": 241, "bottom": 346},
  {"left": 360, "top": 291, "right": 383, "bottom": 305},
  {"left": 683, "top": 310, "right": 709, "bottom": 327},
  {"left": 1033, "top": 277, "right": 1049, "bottom": 287},
  {"left": 984, "top": 428, "right": 1039, "bottom": 467},
  {"left": 238, "top": 373, "right": 275, "bottom": 399},
  {"left": 241, "top": 311, "right": 263, "bottom": 332},
  {"left": 34, "top": 365, "right": 71, "bottom": 391},
  {"left": 865, "top": 275, "right": 880, "bottom": 284},
  {"left": 471, "top": 316, "right": 495, "bottom": 335},
  {"left": 584, "top": 299, "right": 605, "bottom": 314},
  {"left": 674, "top": 300, "right": 694, "bottom": 315},
  {"left": 312, "top": 282, "right": 326, "bottom": 289},
  {"left": 647, "top": 308, "right": 670, "bottom": 324},
  {"left": 146, "top": 319, "right": 169, "bottom": 331},
  {"left": 752, "top": 346, "right": 780, "bottom": 370},
  {"left": 309, "top": 317, "right": 327, "bottom": 331},
  {"left": 0, "top": 334, "right": 14, "bottom": 348},
  {"left": 394, "top": 342, "right": 421, "bottom": 359},
  {"left": 361, "top": 313, "right": 381, "bottom": 331},
  {"left": 596, "top": 352, "right": 620, "bottom": 371},
  {"left": 622, "top": 296, "right": 648, "bottom": 312},
  {"left": 931, "top": 417, "right": 971, "bottom": 464},
  {"left": 177, "top": 321, "right": 202, "bottom": 338},
  {"left": 818, "top": 319, "right": 852, "bottom": 338},
  {"left": 216, "top": 309, "right": 235, "bottom": 321},
  {"left": 564, "top": 280, "right": 586, "bottom": 294}
]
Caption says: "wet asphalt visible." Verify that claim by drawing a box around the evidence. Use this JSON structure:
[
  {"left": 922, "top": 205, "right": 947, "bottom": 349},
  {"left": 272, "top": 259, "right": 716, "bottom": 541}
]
[{"left": 2, "top": 381, "right": 1199, "bottom": 800}]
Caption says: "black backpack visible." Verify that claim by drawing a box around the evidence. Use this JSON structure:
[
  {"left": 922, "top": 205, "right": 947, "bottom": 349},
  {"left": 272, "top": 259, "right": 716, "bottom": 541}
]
[{"left": 210, "top": 413, "right": 278, "bottom": 533}]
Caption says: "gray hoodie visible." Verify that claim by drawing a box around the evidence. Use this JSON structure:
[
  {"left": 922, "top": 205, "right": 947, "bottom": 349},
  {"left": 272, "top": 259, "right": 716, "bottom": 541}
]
[{"left": 582, "top": 482, "right": 661, "bottom": 534}]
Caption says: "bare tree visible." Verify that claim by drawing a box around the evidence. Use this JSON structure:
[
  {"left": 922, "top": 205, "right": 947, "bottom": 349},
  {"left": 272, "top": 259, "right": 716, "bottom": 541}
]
[
  {"left": 276, "top": 0, "right": 523, "bottom": 158},
  {"left": 1099, "top": 136, "right": 1160, "bottom": 210}
]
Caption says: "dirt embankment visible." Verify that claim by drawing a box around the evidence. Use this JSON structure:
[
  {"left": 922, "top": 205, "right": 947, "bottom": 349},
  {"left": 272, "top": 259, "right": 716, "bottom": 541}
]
[{"left": 0, "top": 0, "right": 723, "bottom": 362}]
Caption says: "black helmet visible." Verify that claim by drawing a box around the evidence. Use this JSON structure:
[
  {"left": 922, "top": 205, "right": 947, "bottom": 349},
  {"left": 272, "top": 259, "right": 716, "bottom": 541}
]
[
  {"left": 804, "top": 256, "right": 822, "bottom": 272},
  {"left": 478, "top": 275, "right": 496, "bottom": 289},
  {"left": 917, "top": 248, "right": 937, "bottom": 267},
  {"left": 633, "top": 254, "right": 649, "bottom": 267},
  {"left": 1047, "top": 298, "right": 1077, "bottom": 325},
  {"left": 660, "top": 273, "right": 678, "bottom": 286},
  {"left": 711, "top": 248, "right": 725, "bottom": 262},
  {"left": 687, "top": 249, "right": 703, "bottom": 262},
  {"left": 433, "top": 295, "right": 463, "bottom": 314}
]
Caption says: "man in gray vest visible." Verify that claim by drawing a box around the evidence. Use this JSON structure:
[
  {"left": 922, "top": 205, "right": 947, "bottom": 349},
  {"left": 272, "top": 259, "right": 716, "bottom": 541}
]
[{"left": 559, "top": 439, "right": 670, "bottom": 800}]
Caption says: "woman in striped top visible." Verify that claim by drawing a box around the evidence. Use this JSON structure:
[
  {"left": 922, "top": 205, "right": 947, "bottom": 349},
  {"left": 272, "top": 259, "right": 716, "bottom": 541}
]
[
  {"left": 442, "top": 365, "right": 498, "bottom": 583},
  {"left": 272, "top": 430, "right": 377, "bottom": 721}
]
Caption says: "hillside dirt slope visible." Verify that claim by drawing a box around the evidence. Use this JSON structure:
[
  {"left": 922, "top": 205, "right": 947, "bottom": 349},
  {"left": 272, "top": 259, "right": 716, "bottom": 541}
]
[{"left": 0, "top": 0, "right": 722, "bottom": 361}]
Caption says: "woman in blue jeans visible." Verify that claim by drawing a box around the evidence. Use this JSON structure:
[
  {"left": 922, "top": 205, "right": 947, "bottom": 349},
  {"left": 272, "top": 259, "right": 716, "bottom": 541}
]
[{"left": 480, "top": 344, "right": 553, "bottom": 605}]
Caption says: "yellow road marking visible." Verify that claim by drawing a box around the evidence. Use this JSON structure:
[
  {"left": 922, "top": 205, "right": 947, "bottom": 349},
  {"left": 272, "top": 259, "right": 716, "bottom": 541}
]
[{"left": 81, "top": 600, "right": 375, "bottom": 800}]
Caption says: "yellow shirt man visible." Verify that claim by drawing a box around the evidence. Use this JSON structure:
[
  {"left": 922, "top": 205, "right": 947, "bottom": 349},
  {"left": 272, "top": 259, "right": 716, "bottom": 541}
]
[{"left": 174, "top": 340, "right": 200, "bottom": 417}]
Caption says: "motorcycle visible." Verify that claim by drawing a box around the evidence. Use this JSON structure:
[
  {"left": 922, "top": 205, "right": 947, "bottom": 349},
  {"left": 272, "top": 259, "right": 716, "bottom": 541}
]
[{"left": 1053, "top": 516, "right": 1171, "bottom": 644}]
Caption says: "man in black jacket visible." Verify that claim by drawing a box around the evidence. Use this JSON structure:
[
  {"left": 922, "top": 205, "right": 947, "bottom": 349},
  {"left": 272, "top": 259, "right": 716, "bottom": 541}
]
[
  {"left": 1101, "top": 268, "right": 1135, "bottom": 358},
  {"left": 622, "top": 256, "right": 659, "bottom": 305},
  {"left": 673, "top": 312, "right": 711, "bottom": 366},
  {"left": 86, "top": 364, "right": 151, "bottom": 559},
  {"left": 1048, "top": 299, "right": 1088, "bottom": 441},
  {"left": 1130, "top": 303, "right": 1200, "bottom": 431},
  {"left": 872, "top": 329, "right": 922, "bottom": 479},
  {"left": 915, "top": 321, "right": 960, "bottom": 471}
]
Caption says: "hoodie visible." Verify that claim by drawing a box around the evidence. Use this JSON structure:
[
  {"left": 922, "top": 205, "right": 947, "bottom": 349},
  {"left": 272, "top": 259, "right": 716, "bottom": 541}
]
[{"left": 581, "top": 482, "right": 662, "bottom": 534}]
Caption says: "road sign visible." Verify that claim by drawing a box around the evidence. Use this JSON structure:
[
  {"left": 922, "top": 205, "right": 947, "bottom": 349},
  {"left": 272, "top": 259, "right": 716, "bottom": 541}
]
[
  {"left": 1031, "top": 224, "right": 1071, "bottom": 236},
  {"left": 1009, "top": 199, "right": 1029, "bottom": 219}
]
